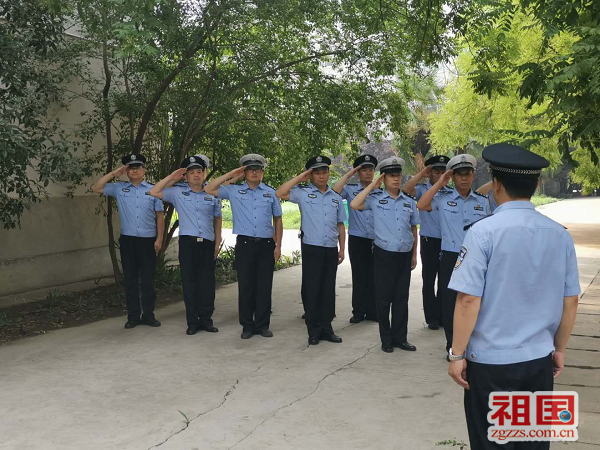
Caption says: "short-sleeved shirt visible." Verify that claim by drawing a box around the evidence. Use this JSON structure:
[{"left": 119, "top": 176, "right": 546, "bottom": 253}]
[
  {"left": 341, "top": 183, "right": 380, "bottom": 239},
  {"left": 162, "top": 185, "right": 221, "bottom": 241},
  {"left": 448, "top": 201, "right": 581, "bottom": 365},
  {"left": 217, "top": 182, "right": 282, "bottom": 238},
  {"left": 415, "top": 182, "right": 441, "bottom": 239},
  {"left": 290, "top": 184, "right": 347, "bottom": 248},
  {"left": 364, "top": 190, "right": 420, "bottom": 252},
  {"left": 103, "top": 181, "right": 163, "bottom": 238},
  {"left": 431, "top": 188, "right": 490, "bottom": 253}
]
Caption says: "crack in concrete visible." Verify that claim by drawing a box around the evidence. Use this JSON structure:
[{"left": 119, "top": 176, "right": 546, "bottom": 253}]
[
  {"left": 148, "top": 366, "right": 262, "bottom": 450},
  {"left": 226, "top": 344, "right": 378, "bottom": 450},
  {"left": 565, "top": 364, "right": 600, "bottom": 370}
]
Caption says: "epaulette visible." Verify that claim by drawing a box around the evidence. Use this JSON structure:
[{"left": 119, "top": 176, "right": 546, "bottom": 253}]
[
  {"left": 369, "top": 188, "right": 383, "bottom": 195},
  {"left": 263, "top": 183, "right": 276, "bottom": 190},
  {"left": 474, "top": 191, "right": 488, "bottom": 198},
  {"left": 173, "top": 183, "right": 187, "bottom": 188},
  {"left": 347, "top": 183, "right": 358, "bottom": 186},
  {"left": 464, "top": 215, "right": 490, "bottom": 231},
  {"left": 402, "top": 192, "right": 417, "bottom": 201},
  {"left": 297, "top": 183, "right": 309, "bottom": 188},
  {"left": 439, "top": 186, "right": 453, "bottom": 193}
]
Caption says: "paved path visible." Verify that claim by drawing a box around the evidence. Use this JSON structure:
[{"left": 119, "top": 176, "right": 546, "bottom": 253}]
[{"left": 1, "top": 198, "right": 599, "bottom": 449}]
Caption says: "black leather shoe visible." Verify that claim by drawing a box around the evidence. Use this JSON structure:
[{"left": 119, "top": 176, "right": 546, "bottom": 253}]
[
  {"left": 308, "top": 337, "right": 319, "bottom": 345},
  {"left": 124, "top": 320, "right": 141, "bottom": 329},
  {"left": 241, "top": 331, "right": 253, "bottom": 339},
  {"left": 201, "top": 325, "right": 219, "bottom": 333},
  {"left": 394, "top": 342, "right": 417, "bottom": 351},
  {"left": 321, "top": 334, "right": 342, "bottom": 343},
  {"left": 446, "top": 354, "right": 451, "bottom": 362},
  {"left": 381, "top": 343, "right": 394, "bottom": 353},
  {"left": 259, "top": 329, "right": 273, "bottom": 338},
  {"left": 141, "top": 318, "right": 161, "bottom": 327},
  {"left": 428, "top": 323, "right": 440, "bottom": 330},
  {"left": 186, "top": 325, "right": 199, "bottom": 335},
  {"left": 349, "top": 316, "right": 364, "bottom": 324}
]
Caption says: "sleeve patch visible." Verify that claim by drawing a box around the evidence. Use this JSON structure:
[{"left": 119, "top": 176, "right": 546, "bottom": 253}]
[{"left": 454, "top": 246, "right": 468, "bottom": 270}]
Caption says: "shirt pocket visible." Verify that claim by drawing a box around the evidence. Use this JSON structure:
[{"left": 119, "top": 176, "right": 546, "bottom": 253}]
[
  {"left": 257, "top": 196, "right": 274, "bottom": 209},
  {"left": 376, "top": 204, "right": 392, "bottom": 217},
  {"left": 442, "top": 206, "right": 459, "bottom": 218}
]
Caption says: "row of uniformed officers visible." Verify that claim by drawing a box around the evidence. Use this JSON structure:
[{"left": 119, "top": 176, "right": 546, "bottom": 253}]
[{"left": 93, "top": 145, "right": 580, "bottom": 450}]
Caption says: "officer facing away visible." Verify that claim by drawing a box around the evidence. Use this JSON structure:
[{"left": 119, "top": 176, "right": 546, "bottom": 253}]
[
  {"left": 276, "top": 156, "right": 347, "bottom": 346},
  {"left": 149, "top": 156, "right": 222, "bottom": 336},
  {"left": 447, "top": 144, "right": 580, "bottom": 450},
  {"left": 332, "top": 154, "right": 379, "bottom": 324},
  {"left": 91, "top": 154, "right": 164, "bottom": 329},
  {"left": 205, "top": 154, "right": 283, "bottom": 339}
]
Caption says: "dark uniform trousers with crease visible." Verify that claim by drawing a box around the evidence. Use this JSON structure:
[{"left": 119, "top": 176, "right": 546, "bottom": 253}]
[
  {"left": 301, "top": 243, "right": 337, "bottom": 339},
  {"left": 119, "top": 235, "right": 157, "bottom": 322},
  {"left": 348, "top": 235, "right": 377, "bottom": 320},
  {"left": 420, "top": 235, "right": 442, "bottom": 326},
  {"left": 439, "top": 250, "right": 459, "bottom": 351},
  {"left": 464, "top": 353, "right": 553, "bottom": 450},
  {"left": 178, "top": 236, "right": 216, "bottom": 327},
  {"left": 235, "top": 235, "right": 276, "bottom": 333},
  {"left": 373, "top": 245, "right": 412, "bottom": 344}
]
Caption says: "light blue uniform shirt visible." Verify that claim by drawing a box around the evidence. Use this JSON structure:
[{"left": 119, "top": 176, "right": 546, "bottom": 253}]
[
  {"left": 364, "top": 190, "right": 420, "bottom": 252},
  {"left": 290, "top": 184, "right": 347, "bottom": 248},
  {"left": 103, "top": 181, "right": 163, "bottom": 238},
  {"left": 448, "top": 201, "right": 580, "bottom": 365},
  {"left": 415, "top": 182, "right": 441, "bottom": 239},
  {"left": 431, "top": 188, "right": 490, "bottom": 253},
  {"left": 162, "top": 185, "right": 221, "bottom": 241},
  {"left": 341, "top": 183, "right": 379, "bottom": 239},
  {"left": 218, "top": 182, "right": 282, "bottom": 238}
]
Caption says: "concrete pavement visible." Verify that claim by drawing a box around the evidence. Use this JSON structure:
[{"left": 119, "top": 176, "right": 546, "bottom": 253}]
[{"left": 1, "top": 198, "right": 599, "bottom": 450}]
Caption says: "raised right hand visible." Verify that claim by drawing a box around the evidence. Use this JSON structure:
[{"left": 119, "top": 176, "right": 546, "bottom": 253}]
[
  {"left": 169, "top": 168, "right": 187, "bottom": 181},
  {"left": 298, "top": 169, "right": 313, "bottom": 183},
  {"left": 112, "top": 166, "right": 127, "bottom": 177}
]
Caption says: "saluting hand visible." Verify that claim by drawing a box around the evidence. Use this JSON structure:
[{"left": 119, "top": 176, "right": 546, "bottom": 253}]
[
  {"left": 169, "top": 168, "right": 187, "bottom": 181},
  {"left": 448, "top": 359, "right": 469, "bottom": 389},
  {"left": 372, "top": 173, "right": 385, "bottom": 188},
  {"left": 228, "top": 167, "right": 246, "bottom": 184},
  {"left": 346, "top": 166, "right": 360, "bottom": 177},
  {"left": 112, "top": 166, "right": 127, "bottom": 178},
  {"left": 297, "top": 169, "right": 313, "bottom": 183},
  {"left": 441, "top": 170, "right": 453, "bottom": 186}
]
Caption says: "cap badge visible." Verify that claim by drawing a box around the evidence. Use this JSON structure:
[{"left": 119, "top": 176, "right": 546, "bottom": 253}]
[
  {"left": 365, "top": 156, "right": 370, "bottom": 161},
  {"left": 131, "top": 155, "right": 136, "bottom": 160},
  {"left": 316, "top": 156, "right": 322, "bottom": 162},
  {"left": 460, "top": 155, "right": 466, "bottom": 162},
  {"left": 190, "top": 156, "right": 196, "bottom": 162}
]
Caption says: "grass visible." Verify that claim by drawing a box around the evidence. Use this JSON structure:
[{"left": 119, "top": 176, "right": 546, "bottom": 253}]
[
  {"left": 221, "top": 200, "right": 302, "bottom": 230},
  {"left": 531, "top": 194, "right": 559, "bottom": 207}
]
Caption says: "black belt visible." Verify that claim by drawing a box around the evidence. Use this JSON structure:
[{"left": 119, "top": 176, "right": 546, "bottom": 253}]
[
  {"left": 179, "top": 235, "right": 212, "bottom": 242},
  {"left": 237, "top": 235, "right": 271, "bottom": 242}
]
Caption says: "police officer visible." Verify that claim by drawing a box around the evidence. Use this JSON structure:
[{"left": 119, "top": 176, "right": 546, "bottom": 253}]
[
  {"left": 276, "top": 156, "right": 347, "bottom": 345},
  {"left": 416, "top": 154, "right": 490, "bottom": 357},
  {"left": 91, "top": 154, "right": 164, "bottom": 329},
  {"left": 402, "top": 155, "right": 450, "bottom": 330},
  {"left": 205, "top": 154, "right": 283, "bottom": 339},
  {"left": 351, "top": 157, "right": 420, "bottom": 353},
  {"left": 149, "top": 156, "right": 222, "bottom": 335},
  {"left": 332, "top": 154, "right": 379, "bottom": 323},
  {"left": 447, "top": 144, "right": 580, "bottom": 450}
]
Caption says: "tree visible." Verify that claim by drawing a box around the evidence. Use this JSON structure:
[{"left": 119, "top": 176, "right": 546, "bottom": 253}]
[
  {"left": 456, "top": 0, "right": 600, "bottom": 192},
  {"left": 0, "top": 0, "right": 92, "bottom": 229}
]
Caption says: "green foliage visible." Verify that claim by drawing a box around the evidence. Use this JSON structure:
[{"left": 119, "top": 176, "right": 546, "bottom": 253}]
[
  {"left": 531, "top": 194, "right": 559, "bottom": 207},
  {"left": 456, "top": 0, "right": 600, "bottom": 191},
  {"left": 0, "top": 0, "right": 93, "bottom": 229}
]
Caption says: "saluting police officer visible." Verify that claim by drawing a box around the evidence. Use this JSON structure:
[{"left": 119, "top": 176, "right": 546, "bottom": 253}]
[
  {"left": 91, "top": 154, "right": 164, "bottom": 329},
  {"left": 417, "top": 154, "right": 490, "bottom": 357},
  {"left": 402, "top": 155, "right": 450, "bottom": 330},
  {"left": 205, "top": 154, "right": 283, "bottom": 339},
  {"left": 332, "top": 154, "right": 379, "bottom": 324},
  {"left": 447, "top": 144, "right": 580, "bottom": 450},
  {"left": 149, "top": 156, "right": 222, "bottom": 336},
  {"left": 351, "top": 157, "right": 419, "bottom": 353},
  {"left": 276, "top": 156, "right": 347, "bottom": 345}
]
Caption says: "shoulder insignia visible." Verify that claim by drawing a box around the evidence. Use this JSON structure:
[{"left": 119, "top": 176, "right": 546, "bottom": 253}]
[
  {"left": 474, "top": 191, "right": 488, "bottom": 198},
  {"left": 173, "top": 182, "right": 187, "bottom": 187},
  {"left": 347, "top": 183, "right": 358, "bottom": 186},
  {"left": 403, "top": 192, "right": 416, "bottom": 201},
  {"left": 463, "top": 215, "right": 490, "bottom": 231},
  {"left": 297, "top": 183, "right": 309, "bottom": 189},
  {"left": 263, "top": 183, "right": 275, "bottom": 190},
  {"left": 331, "top": 190, "right": 343, "bottom": 198}
]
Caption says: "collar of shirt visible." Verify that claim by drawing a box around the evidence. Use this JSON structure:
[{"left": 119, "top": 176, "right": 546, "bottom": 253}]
[
  {"left": 242, "top": 181, "right": 267, "bottom": 191},
  {"left": 381, "top": 189, "right": 409, "bottom": 201},
  {"left": 309, "top": 183, "right": 334, "bottom": 196},
  {"left": 451, "top": 189, "right": 478, "bottom": 201},
  {"left": 493, "top": 200, "right": 535, "bottom": 214},
  {"left": 124, "top": 180, "right": 149, "bottom": 189}
]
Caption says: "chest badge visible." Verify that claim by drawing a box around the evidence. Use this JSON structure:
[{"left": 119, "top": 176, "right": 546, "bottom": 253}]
[
  {"left": 332, "top": 198, "right": 339, "bottom": 204},
  {"left": 447, "top": 201, "right": 457, "bottom": 207},
  {"left": 379, "top": 199, "right": 388, "bottom": 204},
  {"left": 474, "top": 205, "right": 484, "bottom": 211},
  {"left": 308, "top": 194, "right": 317, "bottom": 199},
  {"left": 122, "top": 188, "right": 130, "bottom": 192},
  {"left": 182, "top": 192, "right": 190, "bottom": 196},
  {"left": 238, "top": 190, "right": 247, "bottom": 194},
  {"left": 204, "top": 196, "right": 213, "bottom": 201},
  {"left": 403, "top": 203, "right": 410, "bottom": 208},
  {"left": 263, "top": 193, "right": 271, "bottom": 197}
]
